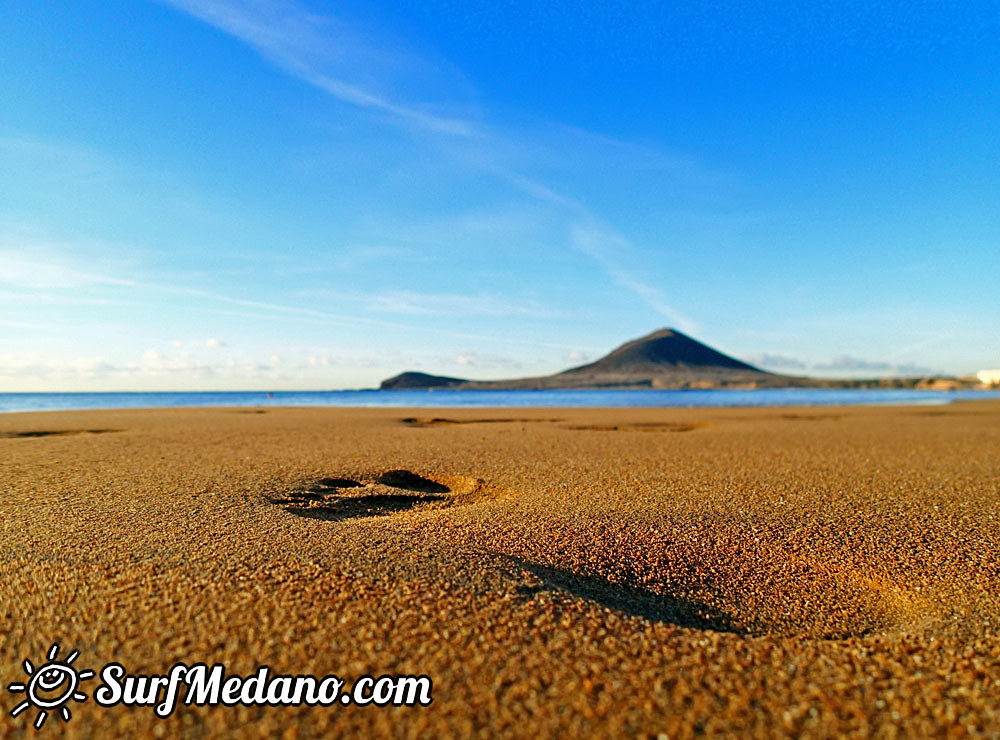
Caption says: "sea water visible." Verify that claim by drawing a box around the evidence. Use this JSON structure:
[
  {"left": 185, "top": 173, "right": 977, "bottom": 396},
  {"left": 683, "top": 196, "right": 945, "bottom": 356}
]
[{"left": 1, "top": 388, "right": 998, "bottom": 413}]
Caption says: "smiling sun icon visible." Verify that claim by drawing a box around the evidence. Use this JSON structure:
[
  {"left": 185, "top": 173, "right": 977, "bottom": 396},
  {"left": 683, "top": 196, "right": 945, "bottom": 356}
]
[{"left": 7, "top": 643, "right": 94, "bottom": 730}]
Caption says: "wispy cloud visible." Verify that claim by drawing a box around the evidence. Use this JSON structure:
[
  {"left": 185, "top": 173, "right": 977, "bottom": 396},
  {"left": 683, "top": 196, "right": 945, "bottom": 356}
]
[
  {"left": 747, "top": 351, "right": 936, "bottom": 376},
  {"left": 0, "top": 225, "right": 151, "bottom": 295},
  {"left": 359, "top": 290, "right": 561, "bottom": 318},
  {"left": 161, "top": 0, "right": 702, "bottom": 334},
  {"left": 570, "top": 223, "right": 700, "bottom": 334},
  {"left": 170, "top": 285, "right": 584, "bottom": 348},
  {"left": 885, "top": 332, "right": 958, "bottom": 360},
  {"left": 0, "top": 135, "right": 114, "bottom": 183},
  {"left": 744, "top": 352, "right": 809, "bottom": 370},
  {"left": 160, "top": 0, "right": 477, "bottom": 136},
  {"left": 1, "top": 231, "right": 586, "bottom": 351},
  {"left": 0, "top": 250, "right": 134, "bottom": 291},
  {"left": 813, "top": 355, "right": 935, "bottom": 375}
]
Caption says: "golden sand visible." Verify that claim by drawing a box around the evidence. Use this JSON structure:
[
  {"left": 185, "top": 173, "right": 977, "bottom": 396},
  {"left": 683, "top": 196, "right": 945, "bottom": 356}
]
[{"left": 1, "top": 402, "right": 999, "bottom": 738}]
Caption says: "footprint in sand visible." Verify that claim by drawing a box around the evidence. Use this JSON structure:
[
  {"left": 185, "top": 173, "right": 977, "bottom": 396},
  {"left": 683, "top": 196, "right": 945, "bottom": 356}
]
[
  {"left": 270, "top": 469, "right": 502, "bottom": 522},
  {"left": 0, "top": 429, "right": 121, "bottom": 439},
  {"left": 563, "top": 421, "right": 708, "bottom": 432}
]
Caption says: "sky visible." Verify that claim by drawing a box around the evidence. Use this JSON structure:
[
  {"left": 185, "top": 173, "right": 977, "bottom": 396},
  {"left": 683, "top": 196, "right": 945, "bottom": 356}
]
[{"left": 1, "top": 0, "right": 998, "bottom": 391}]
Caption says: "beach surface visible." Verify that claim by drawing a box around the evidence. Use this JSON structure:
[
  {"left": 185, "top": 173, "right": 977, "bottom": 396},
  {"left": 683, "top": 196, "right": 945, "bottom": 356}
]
[{"left": 2, "top": 402, "right": 999, "bottom": 738}]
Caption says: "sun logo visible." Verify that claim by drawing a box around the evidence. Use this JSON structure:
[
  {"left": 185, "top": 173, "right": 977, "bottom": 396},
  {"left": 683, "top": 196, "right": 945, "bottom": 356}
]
[{"left": 7, "top": 643, "right": 94, "bottom": 730}]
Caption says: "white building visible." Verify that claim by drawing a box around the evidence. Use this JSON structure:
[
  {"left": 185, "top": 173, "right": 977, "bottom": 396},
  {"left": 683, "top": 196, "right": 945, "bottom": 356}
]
[{"left": 977, "top": 369, "right": 1000, "bottom": 386}]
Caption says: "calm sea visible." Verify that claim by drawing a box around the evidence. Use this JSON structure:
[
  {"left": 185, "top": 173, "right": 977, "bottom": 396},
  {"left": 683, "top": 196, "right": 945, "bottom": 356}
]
[{"left": 1, "top": 388, "right": 998, "bottom": 413}]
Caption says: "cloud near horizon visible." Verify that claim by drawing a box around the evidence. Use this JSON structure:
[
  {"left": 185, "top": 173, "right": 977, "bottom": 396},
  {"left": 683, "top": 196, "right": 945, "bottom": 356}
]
[
  {"left": 813, "top": 355, "right": 935, "bottom": 375},
  {"left": 744, "top": 352, "right": 809, "bottom": 370},
  {"left": 748, "top": 352, "right": 936, "bottom": 376}
]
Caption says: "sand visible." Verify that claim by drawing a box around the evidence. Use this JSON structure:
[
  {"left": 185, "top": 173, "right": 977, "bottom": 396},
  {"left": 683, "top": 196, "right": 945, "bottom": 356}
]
[{"left": 1, "top": 401, "right": 999, "bottom": 738}]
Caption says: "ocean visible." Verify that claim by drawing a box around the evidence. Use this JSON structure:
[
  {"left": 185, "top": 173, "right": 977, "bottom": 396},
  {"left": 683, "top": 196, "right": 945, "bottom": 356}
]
[{"left": 1, "top": 388, "right": 998, "bottom": 413}]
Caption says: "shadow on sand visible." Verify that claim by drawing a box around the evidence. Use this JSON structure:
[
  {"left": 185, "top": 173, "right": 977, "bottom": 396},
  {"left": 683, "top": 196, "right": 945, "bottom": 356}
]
[
  {"left": 287, "top": 493, "right": 446, "bottom": 521},
  {"left": 510, "top": 558, "right": 743, "bottom": 633}
]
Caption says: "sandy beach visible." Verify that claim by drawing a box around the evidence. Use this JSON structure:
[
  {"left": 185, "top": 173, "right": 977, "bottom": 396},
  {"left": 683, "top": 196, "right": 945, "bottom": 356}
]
[{"left": 2, "top": 401, "right": 999, "bottom": 738}]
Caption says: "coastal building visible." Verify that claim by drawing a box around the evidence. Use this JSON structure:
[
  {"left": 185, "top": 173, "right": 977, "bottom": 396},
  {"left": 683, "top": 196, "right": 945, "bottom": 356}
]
[{"left": 977, "top": 369, "right": 1000, "bottom": 386}]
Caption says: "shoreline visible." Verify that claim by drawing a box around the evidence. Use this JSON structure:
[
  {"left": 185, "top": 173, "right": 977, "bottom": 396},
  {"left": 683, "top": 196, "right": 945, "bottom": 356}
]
[{"left": 1, "top": 387, "right": 999, "bottom": 416}]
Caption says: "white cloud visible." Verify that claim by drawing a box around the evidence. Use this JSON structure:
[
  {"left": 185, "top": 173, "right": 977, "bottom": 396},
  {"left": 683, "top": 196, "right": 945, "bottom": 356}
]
[
  {"left": 0, "top": 349, "right": 280, "bottom": 388},
  {"left": 0, "top": 344, "right": 409, "bottom": 390},
  {"left": 743, "top": 351, "right": 937, "bottom": 376},
  {"left": 813, "top": 355, "right": 935, "bottom": 375},
  {"left": 744, "top": 352, "right": 809, "bottom": 370},
  {"left": 0, "top": 353, "right": 117, "bottom": 381}
]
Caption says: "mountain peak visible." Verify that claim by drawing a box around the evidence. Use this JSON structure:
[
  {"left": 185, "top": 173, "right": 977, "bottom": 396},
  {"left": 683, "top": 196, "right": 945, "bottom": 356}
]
[{"left": 561, "top": 328, "right": 762, "bottom": 375}]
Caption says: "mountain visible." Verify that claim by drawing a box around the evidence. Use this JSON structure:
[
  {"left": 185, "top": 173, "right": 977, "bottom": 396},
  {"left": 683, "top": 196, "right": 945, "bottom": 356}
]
[
  {"left": 554, "top": 328, "right": 763, "bottom": 380},
  {"left": 380, "top": 328, "right": 812, "bottom": 390}
]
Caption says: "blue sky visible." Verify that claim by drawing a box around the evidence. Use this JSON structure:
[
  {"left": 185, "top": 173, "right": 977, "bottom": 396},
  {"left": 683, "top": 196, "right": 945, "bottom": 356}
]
[{"left": 1, "top": 1, "right": 997, "bottom": 391}]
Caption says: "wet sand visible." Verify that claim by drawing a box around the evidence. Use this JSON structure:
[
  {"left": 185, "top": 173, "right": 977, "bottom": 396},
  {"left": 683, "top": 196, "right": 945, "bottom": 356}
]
[{"left": 2, "top": 402, "right": 999, "bottom": 738}]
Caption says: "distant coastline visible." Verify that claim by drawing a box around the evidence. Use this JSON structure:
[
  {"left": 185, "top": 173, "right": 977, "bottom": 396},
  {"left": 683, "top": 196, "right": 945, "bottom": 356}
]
[{"left": 379, "top": 328, "right": 991, "bottom": 392}]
